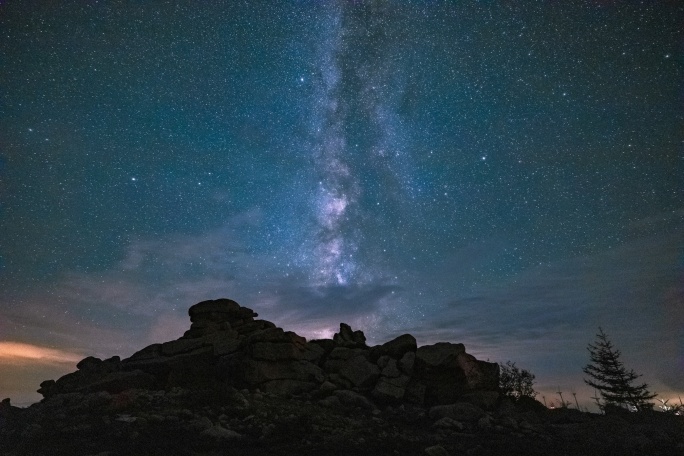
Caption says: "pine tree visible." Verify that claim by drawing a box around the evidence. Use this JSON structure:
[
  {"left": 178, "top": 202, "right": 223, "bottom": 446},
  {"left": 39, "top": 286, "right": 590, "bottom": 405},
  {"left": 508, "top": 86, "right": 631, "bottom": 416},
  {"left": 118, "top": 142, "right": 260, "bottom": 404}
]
[{"left": 583, "top": 327, "right": 656, "bottom": 411}]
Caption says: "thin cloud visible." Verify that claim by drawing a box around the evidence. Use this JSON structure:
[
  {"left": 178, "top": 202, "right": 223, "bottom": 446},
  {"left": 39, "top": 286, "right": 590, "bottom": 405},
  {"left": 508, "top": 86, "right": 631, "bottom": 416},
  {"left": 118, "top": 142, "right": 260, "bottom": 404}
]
[{"left": 0, "top": 342, "right": 83, "bottom": 365}]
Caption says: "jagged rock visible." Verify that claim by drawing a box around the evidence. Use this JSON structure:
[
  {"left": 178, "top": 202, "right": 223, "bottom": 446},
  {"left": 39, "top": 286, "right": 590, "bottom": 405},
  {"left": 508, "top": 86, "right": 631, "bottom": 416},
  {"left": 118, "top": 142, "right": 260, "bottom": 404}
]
[{"left": 333, "top": 323, "right": 367, "bottom": 348}]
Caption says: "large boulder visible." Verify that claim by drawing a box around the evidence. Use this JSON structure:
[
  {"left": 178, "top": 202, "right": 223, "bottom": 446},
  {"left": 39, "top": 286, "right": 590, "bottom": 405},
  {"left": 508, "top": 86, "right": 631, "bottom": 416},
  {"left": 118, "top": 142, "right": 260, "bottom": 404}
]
[
  {"left": 372, "top": 374, "right": 410, "bottom": 403},
  {"left": 339, "top": 356, "right": 380, "bottom": 389},
  {"left": 184, "top": 299, "right": 258, "bottom": 338},
  {"left": 371, "top": 334, "right": 417, "bottom": 360},
  {"left": 414, "top": 342, "right": 498, "bottom": 406}
]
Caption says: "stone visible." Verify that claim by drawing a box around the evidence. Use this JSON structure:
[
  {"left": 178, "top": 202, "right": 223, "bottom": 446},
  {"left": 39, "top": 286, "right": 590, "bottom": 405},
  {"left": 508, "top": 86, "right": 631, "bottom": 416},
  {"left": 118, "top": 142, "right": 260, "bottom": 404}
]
[
  {"left": 247, "top": 327, "right": 306, "bottom": 345},
  {"left": 461, "top": 391, "right": 499, "bottom": 410},
  {"left": 477, "top": 415, "right": 492, "bottom": 429},
  {"left": 416, "top": 343, "right": 465, "bottom": 368},
  {"left": 374, "top": 334, "right": 417, "bottom": 359},
  {"left": 37, "top": 380, "right": 56, "bottom": 398},
  {"left": 414, "top": 342, "right": 498, "bottom": 405},
  {"left": 424, "top": 445, "right": 450, "bottom": 456},
  {"left": 212, "top": 338, "right": 241, "bottom": 356},
  {"left": 234, "top": 320, "right": 276, "bottom": 336},
  {"left": 372, "top": 376, "right": 407, "bottom": 403},
  {"left": 85, "top": 370, "right": 156, "bottom": 394},
  {"left": 328, "top": 347, "right": 367, "bottom": 360},
  {"left": 251, "top": 342, "right": 303, "bottom": 361},
  {"left": 241, "top": 359, "right": 324, "bottom": 385},
  {"left": 405, "top": 381, "right": 426, "bottom": 405},
  {"left": 319, "top": 381, "right": 337, "bottom": 394},
  {"left": 429, "top": 402, "right": 486, "bottom": 422},
  {"left": 301, "top": 343, "right": 325, "bottom": 363},
  {"left": 433, "top": 417, "right": 464, "bottom": 430},
  {"left": 185, "top": 299, "right": 258, "bottom": 338},
  {"left": 161, "top": 338, "right": 206, "bottom": 356},
  {"left": 333, "top": 323, "right": 367, "bottom": 348},
  {"left": 188, "top": 299, "right": 244, "bottom": 322},
  {"left": 381, "top": 358, "right": 401, "bottom": 378},
  {"left": 339, "top": 356, "right": 380, "bottom": 388},
  {"left": 333, "top": 390, "right": 376, "bottom": 411},
  {"left": 318, "top": 395, "right": 341, "bottom": 408},
  {"left": 398, "top": 351, "right": 415, "bottom": 375},
  {"left": 200, "top": 425, "right": 242, "bottom": 441},
  {"left": 77, "top": 356, "right": 103, "bottom": 371},
  {"left": 260, "top": 379, "right": 318, "bottom": 395},
  {"left": 308, "top": 338, "right": 335, "bottom": 355},
  {"left": 126, "top": 344, "right": 161, "bottom": 361}
]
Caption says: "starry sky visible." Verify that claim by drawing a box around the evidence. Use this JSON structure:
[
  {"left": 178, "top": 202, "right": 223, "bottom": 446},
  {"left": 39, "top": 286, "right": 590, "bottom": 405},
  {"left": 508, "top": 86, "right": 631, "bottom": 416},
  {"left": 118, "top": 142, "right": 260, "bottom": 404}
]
[{"left": 1, "top": 1, "right": 682, "bottom": 407}]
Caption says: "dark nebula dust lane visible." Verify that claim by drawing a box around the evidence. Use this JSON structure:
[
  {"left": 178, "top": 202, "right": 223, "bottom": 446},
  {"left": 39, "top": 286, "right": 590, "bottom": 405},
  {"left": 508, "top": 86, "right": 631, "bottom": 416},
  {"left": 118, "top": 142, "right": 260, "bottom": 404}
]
[{"left": 0, "top": 1, "right": 682, "bottom": 406}]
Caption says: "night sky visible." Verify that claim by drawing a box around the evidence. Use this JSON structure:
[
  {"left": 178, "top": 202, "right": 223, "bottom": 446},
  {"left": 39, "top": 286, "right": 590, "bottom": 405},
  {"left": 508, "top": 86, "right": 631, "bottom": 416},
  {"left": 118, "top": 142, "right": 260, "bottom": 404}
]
[{"left": 1, "top": 1, "right": 682, "bottom": 407}]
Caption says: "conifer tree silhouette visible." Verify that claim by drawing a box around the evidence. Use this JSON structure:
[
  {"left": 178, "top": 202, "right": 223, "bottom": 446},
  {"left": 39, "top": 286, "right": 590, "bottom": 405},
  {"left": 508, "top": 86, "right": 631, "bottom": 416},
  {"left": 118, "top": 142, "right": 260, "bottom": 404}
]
[{"left": 583, "top": 327, "right": 656, "bottom": 411}]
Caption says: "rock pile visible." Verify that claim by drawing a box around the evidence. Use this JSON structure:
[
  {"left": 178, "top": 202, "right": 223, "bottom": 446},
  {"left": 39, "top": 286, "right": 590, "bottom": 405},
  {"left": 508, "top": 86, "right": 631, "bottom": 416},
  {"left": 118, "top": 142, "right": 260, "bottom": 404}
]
[
  {"left": 36, "top": 298, "right": 499, "bottom": 408},
  {"left": 3, "top": 299, "right": 682, "bottom": 456}
]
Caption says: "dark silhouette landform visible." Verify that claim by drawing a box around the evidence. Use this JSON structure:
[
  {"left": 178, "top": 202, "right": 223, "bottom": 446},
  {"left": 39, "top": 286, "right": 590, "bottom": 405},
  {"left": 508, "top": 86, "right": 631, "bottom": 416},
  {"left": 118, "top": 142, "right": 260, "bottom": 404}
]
[{"left": 1, "top": 299, "right": 682, "bottom": 455}]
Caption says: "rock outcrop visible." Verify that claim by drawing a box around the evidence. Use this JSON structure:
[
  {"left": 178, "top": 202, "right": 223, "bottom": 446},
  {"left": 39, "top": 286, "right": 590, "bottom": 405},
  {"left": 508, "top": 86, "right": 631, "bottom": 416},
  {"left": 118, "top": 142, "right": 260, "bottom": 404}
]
[
  {"left": 3, "top": 299, "right": 683, "bottom": 456},
  {"left": 36, "top": 298, "right": 499, "bottom": 407}
]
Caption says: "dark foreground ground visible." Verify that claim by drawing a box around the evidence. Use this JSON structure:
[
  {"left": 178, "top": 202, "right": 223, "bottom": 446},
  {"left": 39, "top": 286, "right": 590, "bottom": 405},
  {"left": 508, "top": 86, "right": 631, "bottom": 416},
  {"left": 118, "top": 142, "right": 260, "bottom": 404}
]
[{"left": 1, "top": 387, "right": 682, "bottom": 456}]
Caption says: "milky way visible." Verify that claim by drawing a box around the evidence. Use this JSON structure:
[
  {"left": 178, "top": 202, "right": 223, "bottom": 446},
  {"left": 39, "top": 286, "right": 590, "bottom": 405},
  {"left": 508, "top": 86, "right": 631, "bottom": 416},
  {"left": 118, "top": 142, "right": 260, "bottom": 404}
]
[
  {"left": 304, "top": 2, "right": 418, "bottom": 289},
  {"left": 307, "top": 3, "right": 360, "bottom": 286}
]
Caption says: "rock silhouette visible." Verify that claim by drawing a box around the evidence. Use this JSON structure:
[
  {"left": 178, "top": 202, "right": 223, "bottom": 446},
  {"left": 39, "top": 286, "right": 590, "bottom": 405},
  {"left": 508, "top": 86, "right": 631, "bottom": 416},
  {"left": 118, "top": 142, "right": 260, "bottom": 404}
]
[
  {"left": 2, "top": 299, "right": 682, "bottom": 456},
  {"left": 37, "top": 298, "right": 499, "bottom": 407}
]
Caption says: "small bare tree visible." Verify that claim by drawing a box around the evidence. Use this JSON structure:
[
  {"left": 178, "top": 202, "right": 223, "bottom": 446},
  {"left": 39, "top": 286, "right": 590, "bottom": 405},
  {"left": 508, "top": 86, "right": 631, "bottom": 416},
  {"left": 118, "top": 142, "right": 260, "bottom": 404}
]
[{"left": 499, "top": 361, "right": 537, "bottom": 400}]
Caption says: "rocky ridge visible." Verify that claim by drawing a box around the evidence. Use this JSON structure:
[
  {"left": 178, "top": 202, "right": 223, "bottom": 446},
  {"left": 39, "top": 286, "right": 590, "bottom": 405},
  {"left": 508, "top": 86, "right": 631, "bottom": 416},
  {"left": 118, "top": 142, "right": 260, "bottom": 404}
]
[
  {"left": 1, "top": 298, "right": 682, "bottom": 456},
  {"left": 36, "top": 298, "right": 499, "bottom": 407}
]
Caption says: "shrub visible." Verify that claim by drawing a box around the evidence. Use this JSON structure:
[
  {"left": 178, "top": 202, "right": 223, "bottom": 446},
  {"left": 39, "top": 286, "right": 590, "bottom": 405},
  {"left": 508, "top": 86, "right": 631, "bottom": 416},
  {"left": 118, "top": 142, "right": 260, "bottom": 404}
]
[{"left": 499, "top": 361, "right": 537, "bottom": 400}]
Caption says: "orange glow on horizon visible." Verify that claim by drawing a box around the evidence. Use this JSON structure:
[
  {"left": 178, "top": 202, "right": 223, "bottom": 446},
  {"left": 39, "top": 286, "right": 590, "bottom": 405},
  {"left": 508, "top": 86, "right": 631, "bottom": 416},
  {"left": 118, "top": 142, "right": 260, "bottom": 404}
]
[{"left": 0, "top": 342, "right": 82, "bottom": 364}]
